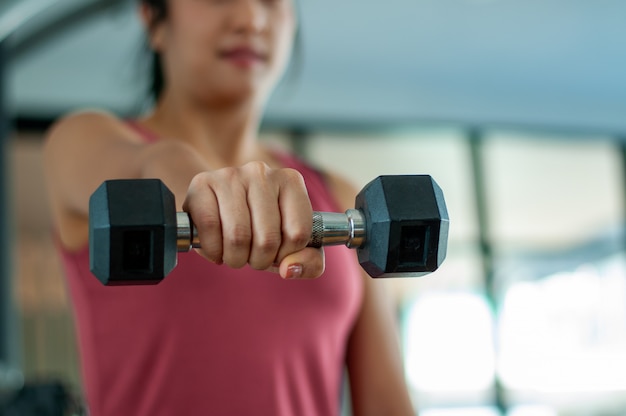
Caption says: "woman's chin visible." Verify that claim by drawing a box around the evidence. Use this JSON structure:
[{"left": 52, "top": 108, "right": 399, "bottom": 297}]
[
  {"left": 193, "top": 84, "right": 265, "bottom": 108},
  {"left": 187, "top": 63, "right": 278, "bottom": 108}
]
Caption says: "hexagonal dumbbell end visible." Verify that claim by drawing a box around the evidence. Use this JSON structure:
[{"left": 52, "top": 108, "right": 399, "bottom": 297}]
[
  {"left": 355, "top": 175, "right": 449, "bottom": 277},
  {"left": 89, "top": 179, "right": 178, "bottom": 285}
]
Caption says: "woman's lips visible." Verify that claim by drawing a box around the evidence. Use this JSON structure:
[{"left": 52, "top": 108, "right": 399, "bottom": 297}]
[{"left": 219, "top": 47, "right": 267, "bottom": 69}]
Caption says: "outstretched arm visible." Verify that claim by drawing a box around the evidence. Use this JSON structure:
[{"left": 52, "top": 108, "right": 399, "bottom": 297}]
[{"left": 44, "top": 111, "right": 323, "bottom": 278}]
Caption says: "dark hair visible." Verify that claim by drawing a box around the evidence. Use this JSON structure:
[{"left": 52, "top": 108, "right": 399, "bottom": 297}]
[{"left": 140, "top": 0, "right": 301, "bottom": 104}]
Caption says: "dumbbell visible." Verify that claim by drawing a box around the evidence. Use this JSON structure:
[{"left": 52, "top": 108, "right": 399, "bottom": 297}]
[{"left": 89, "top": 175, "right": 449, "bottom": 285}]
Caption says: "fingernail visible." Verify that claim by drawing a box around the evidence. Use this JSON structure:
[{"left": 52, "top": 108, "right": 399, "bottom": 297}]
[{"left": 285, "top": 264, "right": 303, "bottom": 279}]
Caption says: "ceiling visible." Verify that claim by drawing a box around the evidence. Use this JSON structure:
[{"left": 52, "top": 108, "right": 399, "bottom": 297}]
[{"left": 4, "top": 0, "right": 626, "bottom": 133}]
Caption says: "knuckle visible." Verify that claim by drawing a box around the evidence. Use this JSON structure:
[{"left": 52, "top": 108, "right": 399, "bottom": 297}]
[
  {"left": 286, "top": 226, "right": 311, "bottom": 248},
  {"left": 243, "top": 162, "right": 274, "bottom": 190},
  {"left": 193, "top": 212, "right": 220, "bottom": 232},
  {"left": 226, "top": 224, "right": 252, "bottom": 249},
  {"left": 244, "top": 160, "right": 271, "bottom": 175},
  {"left": 254, "top": 231, "right": 282, "bottom": 253},
  {"left": 188, "top": 171, "right": 210, "bottom": 191},
  {"left": 218, "top": 166, "right": 239, "bottom": 182},
  {"left": 279, "top": 168, "right": 305, "bottom": 186}
]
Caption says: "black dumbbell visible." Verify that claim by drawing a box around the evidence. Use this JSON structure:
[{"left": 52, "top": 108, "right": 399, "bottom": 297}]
[{"left": 89, "top": 175, "right": 449, "bottom": 285}]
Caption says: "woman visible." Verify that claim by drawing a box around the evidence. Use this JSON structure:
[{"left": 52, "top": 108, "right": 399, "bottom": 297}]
[{"left": 43, "top": 0, "right": 414, "bottom": 414}]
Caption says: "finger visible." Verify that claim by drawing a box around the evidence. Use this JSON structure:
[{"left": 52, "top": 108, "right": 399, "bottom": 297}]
[
  {"left": 247, "top": 174, "right": 282, "bottom": 270},
  {"left": 214, "top": 170, "right": 252, "bottom": 269},
  {"left": 279, "top": 247, "right": 325, "bottom": 279},
  {"left": 183, "top": 175, "right": 223, "bottom": 264},
  {"left": 274, "top": 169, "right": 313, "bottom": 264}
]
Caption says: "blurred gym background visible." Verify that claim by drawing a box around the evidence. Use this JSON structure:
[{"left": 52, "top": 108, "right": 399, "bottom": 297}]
[{"left": 1, "top": 0, "right": 626, "bottom": 414}]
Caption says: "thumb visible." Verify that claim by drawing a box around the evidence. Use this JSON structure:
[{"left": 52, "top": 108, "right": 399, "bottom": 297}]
[{"left": 278, "top": 247, "right": 325, "bottom": 279}]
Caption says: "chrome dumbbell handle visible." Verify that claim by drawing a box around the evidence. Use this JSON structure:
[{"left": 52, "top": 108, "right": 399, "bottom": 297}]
[{"left": 175, "top": 209, "right": 366, "bottom": 252}]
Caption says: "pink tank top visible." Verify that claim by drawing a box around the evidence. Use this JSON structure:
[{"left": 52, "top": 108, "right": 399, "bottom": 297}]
[{"left": 59, "top": 125, "right": 364, "bottom": 416}]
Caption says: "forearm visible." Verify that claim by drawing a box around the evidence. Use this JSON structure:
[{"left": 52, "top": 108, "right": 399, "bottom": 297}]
[{"left": 137, "top": 140, "right": 210, "bottom": 210}]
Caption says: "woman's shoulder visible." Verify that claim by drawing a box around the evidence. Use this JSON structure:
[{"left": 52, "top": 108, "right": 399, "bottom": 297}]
[
  {"left": 45, "top": 110, "right": 144, "bottom": 149},
  {"left": 49, "top": 109, "right": 120, "bottom": 133}
]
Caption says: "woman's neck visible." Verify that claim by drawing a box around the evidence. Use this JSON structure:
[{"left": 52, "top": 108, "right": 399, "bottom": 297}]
[{"left": 142, "top": 90, "right": 265, "bottom": 168}]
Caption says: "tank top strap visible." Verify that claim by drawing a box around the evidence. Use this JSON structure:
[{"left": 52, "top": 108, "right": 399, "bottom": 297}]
[{"left": 126, "top": 120, "right": 159, "bottom": 144}]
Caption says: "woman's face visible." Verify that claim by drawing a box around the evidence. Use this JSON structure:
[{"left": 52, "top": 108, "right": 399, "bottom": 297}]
[{"left": 147, "top": 0, "right": 296, "bottom": 106}]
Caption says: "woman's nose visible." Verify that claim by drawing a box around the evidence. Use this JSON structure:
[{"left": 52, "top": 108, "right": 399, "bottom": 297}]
[{"left": 231, "top": 0, "right": 268, "bottom": 35}]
